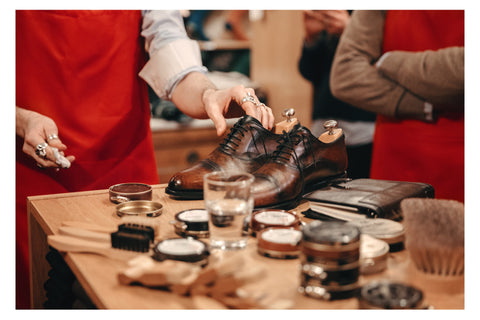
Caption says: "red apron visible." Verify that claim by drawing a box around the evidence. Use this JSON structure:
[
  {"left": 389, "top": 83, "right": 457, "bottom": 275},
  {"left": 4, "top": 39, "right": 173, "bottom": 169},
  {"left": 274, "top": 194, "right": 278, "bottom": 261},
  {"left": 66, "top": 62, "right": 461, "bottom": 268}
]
[
  {"left": 16, "top": 10, "right": 159, "bottom": 308},
  {"left": 371, "top": 10, "right": 464, "bottom": 202}
]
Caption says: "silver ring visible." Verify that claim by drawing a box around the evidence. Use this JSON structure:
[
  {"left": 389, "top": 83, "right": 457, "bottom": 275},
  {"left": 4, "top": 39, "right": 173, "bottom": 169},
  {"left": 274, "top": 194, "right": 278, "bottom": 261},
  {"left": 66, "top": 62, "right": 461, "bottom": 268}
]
[
  {"left": 240, "top": 92, "right": 256, "bottom": 105},
  {"left": 35, "top": 142, "right": 48, "bottom": 159},
  {"left": 47, "top": 134, "right": 59, "bottom": 141}
]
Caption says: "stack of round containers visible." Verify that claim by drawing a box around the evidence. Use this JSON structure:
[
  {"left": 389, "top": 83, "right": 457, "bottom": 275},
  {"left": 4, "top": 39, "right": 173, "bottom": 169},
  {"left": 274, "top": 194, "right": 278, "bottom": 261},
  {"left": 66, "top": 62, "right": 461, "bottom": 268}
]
[{"left": 299, "top": 220, "right": 361, "bottom": 300}]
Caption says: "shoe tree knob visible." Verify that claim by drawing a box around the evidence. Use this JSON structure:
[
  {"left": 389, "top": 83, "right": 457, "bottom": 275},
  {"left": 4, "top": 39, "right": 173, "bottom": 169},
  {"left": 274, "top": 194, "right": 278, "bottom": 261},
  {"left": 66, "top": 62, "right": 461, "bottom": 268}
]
[
  {"left": 323, "top": 120, "right": 338, "bottom": 135},
  {"left": 274, "top": 108, "right": 298, "bottom": 134},
  {"left": 319, "top": 120, "right": 343, "bottom": 143},
  {"left": 282, "top": 108, "right": 296, "bottom": 122}
]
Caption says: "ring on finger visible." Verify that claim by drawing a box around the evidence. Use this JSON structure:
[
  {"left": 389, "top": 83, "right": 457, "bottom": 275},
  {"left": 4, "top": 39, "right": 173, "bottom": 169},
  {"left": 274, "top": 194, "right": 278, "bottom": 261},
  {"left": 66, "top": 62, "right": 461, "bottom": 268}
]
[
  {"left": 240, "top": 92, "right": 256, "bottom": 105},
  {"left": 35, "top": 142, "right": 48, "bottom": 159},
  {"left": 47, "top": 133, "right": 59, "bottom": 141}
]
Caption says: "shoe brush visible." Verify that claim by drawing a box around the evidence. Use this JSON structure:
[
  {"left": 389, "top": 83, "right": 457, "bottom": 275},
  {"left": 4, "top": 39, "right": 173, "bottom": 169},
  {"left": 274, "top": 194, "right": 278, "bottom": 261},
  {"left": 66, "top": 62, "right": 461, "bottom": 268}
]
[
  {"left": 400, "top": 198, "right": 464, "bottom": 276},
  {"left": 48, "top": 221, "right": 155, "bottom": 260}
]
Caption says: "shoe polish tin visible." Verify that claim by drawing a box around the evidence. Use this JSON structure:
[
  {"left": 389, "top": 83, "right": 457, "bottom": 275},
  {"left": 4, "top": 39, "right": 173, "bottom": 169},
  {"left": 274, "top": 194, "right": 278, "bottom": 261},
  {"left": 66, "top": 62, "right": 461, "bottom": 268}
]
[
  {"left": 250, "top": 209, "right": 301, "bottom": 236},
  {"left": 153, "top": 237, "right": 209, "bottom": 267},
  {"left": 109, "top": 183, "right": 152, "bottom": 204},
  {"left": 171, "top": 209, "right": 209, "bottom": 238},
  {"left": 358, "top": 281, "right": 424, "bottom": 309},
  {"left": 359, "top": 234, "right": 389, "bottom": 275},
  {"left": 257, "top": 227, "right": 302, "bottom": 259},
  {"left": 299, "top": 221, "right": 361, "bottom": 300}
]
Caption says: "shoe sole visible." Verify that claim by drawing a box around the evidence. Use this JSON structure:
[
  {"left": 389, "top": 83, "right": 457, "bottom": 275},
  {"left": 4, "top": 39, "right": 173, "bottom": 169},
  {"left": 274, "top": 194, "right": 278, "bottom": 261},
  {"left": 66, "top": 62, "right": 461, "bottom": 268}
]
[
  {"left": 165, "top": 171, "right": 348, "bottom": 209},
  {"left": 164, "top": 187, "right": 204, "bottom": 200}
]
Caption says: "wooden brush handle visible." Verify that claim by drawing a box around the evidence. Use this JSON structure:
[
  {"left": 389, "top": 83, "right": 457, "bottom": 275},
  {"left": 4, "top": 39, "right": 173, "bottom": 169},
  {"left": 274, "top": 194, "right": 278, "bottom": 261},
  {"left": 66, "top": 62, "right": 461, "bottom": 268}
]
[
  {"left": 48, "top": 235, "right": 111, "bottom": 254},
  {"left": 61, "top": 221, "right": 116, "bottom": 233},
  {"left": 47, "top": 235, "right": 140, "bottom": 261},
  {"left": 59, "top": 226, "right": 111, "bottom": 243}
]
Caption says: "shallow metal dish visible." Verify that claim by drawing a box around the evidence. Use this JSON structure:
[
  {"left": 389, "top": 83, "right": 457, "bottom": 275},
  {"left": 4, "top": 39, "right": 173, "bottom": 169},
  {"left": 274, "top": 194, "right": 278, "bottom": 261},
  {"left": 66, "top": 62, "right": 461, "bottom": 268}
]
[{"left": 116, "top": 200, "right": 163, "bottom": 218}]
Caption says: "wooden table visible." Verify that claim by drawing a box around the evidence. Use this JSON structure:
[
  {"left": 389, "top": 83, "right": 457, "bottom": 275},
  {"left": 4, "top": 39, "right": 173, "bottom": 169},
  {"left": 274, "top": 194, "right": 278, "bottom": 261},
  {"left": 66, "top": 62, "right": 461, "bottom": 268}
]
[{"left": 28, "top": 184, "right": 464, "bottom": 309}]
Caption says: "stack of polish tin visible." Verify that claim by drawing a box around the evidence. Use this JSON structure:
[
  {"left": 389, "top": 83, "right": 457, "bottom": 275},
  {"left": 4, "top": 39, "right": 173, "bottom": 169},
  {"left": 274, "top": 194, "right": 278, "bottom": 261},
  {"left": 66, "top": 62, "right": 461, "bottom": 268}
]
[{"left": 299, "top": 220, "right": 361, "bottom": 300}]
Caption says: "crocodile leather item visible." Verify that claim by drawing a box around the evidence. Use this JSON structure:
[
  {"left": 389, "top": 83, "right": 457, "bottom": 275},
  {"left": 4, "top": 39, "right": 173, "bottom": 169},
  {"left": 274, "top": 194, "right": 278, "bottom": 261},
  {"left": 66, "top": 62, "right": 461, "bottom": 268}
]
[
  {"left": 165, "top": 115, "right": 289, "bottom": 199},
  {"left": 251, "top": 125, "right": 348, "bottom": 209}
]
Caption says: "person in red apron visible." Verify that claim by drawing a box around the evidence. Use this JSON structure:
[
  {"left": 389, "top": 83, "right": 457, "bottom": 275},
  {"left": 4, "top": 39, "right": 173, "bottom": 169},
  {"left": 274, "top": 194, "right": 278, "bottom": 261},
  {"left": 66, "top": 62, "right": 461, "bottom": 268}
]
[
  {"left": 330, "top": 10, "right": 464, "bottom": 203},
  {"left": 16, "top": 10, "right": 274, "bottom": 308}
]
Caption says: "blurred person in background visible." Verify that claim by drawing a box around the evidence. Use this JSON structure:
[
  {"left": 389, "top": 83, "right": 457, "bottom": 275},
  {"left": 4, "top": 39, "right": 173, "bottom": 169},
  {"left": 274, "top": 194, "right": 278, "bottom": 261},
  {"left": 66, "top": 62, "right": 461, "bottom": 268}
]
[
  {"left": 330, "top": 10, "right": 464, "bottom": 202},
  {"left": 298, "top": 10, "right": 376, "bottom": 179}
]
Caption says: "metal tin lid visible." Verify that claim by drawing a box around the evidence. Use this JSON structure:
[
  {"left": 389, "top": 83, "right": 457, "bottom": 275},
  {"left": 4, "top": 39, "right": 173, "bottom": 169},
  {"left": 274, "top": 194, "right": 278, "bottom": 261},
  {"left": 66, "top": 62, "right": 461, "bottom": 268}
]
[
  {"left": 257, "top": 228, "right": 302, "bottom": 259},
  {"left": 152, "top": 237, "right": 209, "bottom": 265},
  {"left": 302, "top": 221, "right": 360, "bottom": 246},
  {"left": 116, "top": 200, "right": 163, "bottom": 218},
  {"left": 359, "top": 281, "right": 424, "bottom": 309}
]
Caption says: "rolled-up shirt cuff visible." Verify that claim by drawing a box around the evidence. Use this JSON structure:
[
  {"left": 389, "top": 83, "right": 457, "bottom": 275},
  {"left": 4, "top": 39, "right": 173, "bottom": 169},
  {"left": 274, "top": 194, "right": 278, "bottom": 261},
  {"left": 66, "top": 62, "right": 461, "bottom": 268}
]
[{"left": 139, "top": 38, "right": 207, "bottom": 99}]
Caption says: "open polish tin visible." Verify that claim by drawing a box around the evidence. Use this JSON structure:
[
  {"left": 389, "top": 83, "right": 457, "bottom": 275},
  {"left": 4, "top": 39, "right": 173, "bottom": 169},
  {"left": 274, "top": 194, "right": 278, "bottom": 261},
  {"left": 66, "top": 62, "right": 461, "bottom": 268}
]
[
  {"left": 250, "top": 209, "right": 301, "bottom": 236},
  {"left": 109, "top": 183, "right": 152, "bottom": 204},
  {"left": 257, "top": 227, "right": 302, "bottom": 259},
  {"left": 153, "top": 237, "right": 209, "bottom": 267},
  {"left": 171, "top": 209, "right": 209, "bottom": 238}
]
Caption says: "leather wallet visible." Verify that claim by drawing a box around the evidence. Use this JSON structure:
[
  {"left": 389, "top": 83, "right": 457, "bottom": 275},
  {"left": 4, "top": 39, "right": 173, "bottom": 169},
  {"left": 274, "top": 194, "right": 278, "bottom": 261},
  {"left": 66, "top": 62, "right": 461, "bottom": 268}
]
[{"left": 302, "top": 178, "right": 434, "bottom": 220}]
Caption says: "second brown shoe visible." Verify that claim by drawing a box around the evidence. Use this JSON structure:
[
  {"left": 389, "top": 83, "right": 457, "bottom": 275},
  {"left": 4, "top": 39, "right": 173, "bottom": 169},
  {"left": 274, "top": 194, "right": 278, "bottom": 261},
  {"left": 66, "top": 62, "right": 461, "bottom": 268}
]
[
  {"left": 165, "top": 115, "right": 291, "bottom": 199},
  {"left": 251, "top": 124, "right": 348, "bottom": 209}
]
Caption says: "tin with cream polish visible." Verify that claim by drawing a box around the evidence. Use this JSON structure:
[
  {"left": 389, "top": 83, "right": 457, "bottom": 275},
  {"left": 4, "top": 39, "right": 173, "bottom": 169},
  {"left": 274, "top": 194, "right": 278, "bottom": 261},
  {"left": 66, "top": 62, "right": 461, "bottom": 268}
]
[
  {"left": 152, "top": 237, "right": 209, "bottom": 267},
  {"left": 250, "top": 209, "right": 301, "bottom": 236},
  {"left": 170, "top": 209, "right": 209, "bottom": 238},
  {"left": 257, "top": 227, "right": 302, "bottom": 259}
]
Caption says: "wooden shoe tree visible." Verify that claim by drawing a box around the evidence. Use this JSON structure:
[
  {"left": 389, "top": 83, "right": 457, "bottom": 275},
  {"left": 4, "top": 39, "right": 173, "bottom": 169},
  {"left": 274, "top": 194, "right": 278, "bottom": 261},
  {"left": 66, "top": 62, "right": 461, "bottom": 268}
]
[
  {"left": 319, "top": 120, "right": 343, "bottom": 143},
  {"left": 274, "top": 108, "right": 298, "bottom": 134}
]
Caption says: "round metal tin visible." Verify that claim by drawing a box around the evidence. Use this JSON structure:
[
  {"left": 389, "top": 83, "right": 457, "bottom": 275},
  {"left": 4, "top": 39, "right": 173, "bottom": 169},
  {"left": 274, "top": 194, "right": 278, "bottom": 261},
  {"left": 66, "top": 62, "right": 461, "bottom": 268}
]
[
  {"left": 172, "top": 209, "right": 209, "bottom": 238},
  {"left": 251, "top": 209, "right": 300, "bottom": 235},
  {"left": 109, "top": 183, "right": 152, "bottom": 204},
  {"left": 257, "top": 227, "right": 302, "bottom": 259},
  {"left": 359, "top": 234, "right": 389, "bottom": 275},
  {"left": 358, "top": 281, "right": 424, "bottom": 309},
  {"left": 115, "top": 200, "right": 163, "bottom": 218},
  {"left": 152, "top": 237, "right": 209, "bottom": 266}
]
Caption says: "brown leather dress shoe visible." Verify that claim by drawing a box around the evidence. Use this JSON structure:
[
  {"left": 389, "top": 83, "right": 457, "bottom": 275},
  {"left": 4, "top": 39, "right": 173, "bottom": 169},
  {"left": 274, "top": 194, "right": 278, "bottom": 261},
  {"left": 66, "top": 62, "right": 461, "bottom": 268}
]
[
  {"left": 165, "top": 115, "right": 288, "bottom": 199},
  {"left": 251, "top": 125, "right": 347, "bottom": 209}
]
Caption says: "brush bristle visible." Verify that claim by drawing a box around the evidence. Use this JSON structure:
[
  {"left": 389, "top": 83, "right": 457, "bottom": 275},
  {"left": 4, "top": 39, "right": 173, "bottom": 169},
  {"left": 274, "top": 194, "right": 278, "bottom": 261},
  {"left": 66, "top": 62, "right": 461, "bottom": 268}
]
[
  {"left": 111, "top": 231, "right": 150, "bottom": 252},
  {"left": 401, "top": 198, "right": 464, "bottom": 276}
]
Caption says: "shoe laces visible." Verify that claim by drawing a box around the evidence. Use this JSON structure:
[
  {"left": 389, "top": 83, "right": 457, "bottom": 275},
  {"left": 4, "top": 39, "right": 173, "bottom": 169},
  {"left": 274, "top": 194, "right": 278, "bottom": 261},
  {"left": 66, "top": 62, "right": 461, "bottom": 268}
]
[
  {"left": 218, "top": 118, "right": 268, "bottom": 155},
  {"left": 272, "top": 128, "right": 316, "bottom": 167}
]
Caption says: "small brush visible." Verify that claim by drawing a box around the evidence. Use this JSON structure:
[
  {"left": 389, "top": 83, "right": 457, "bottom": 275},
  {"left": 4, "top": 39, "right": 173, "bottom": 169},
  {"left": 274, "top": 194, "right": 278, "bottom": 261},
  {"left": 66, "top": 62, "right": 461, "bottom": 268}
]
[
  {"left": 51, "top": 222, "right": 154, "bottom": 258},
  {"left": 60, "top": 221, "right": 155, "bottom": 244},
  {"left": 401, "top": 198, "right": 464, "bottom": 276}
]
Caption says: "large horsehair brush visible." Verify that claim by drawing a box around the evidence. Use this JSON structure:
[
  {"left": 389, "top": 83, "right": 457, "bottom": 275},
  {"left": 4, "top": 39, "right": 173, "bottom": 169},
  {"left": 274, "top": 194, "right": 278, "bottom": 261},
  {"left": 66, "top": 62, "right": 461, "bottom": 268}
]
[{"left": 401, "top": 198, "right": 464, "bottom": 276}]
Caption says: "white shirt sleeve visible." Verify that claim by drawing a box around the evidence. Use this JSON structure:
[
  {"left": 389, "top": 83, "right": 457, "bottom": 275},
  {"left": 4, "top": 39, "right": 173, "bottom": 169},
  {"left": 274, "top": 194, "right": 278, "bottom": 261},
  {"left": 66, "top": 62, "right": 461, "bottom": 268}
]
[{"left": 139, "top": 10, "right": 207, "bottom": 99}]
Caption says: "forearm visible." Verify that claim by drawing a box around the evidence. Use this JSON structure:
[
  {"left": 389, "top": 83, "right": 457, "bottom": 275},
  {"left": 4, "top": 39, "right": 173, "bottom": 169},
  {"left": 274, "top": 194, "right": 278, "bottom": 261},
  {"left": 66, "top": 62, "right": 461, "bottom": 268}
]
[
  {"left": 139, "top": 10, "right": 207, "bottom": 100},
  {"left": 330, "top": 10, "right": 426, "bottom": 119},
  {"left": 376, "top": 47, "right": 464, "bottom": 105},
  {"left": 170, "top": 72, "right": 216, "bottom": 119}
]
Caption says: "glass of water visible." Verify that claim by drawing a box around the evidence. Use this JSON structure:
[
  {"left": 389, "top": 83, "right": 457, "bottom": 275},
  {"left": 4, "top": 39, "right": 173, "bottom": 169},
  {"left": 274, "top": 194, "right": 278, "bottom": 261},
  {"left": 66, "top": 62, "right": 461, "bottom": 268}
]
[{"left": 203, "top": 171, "right": 254, "bottom": 250}]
